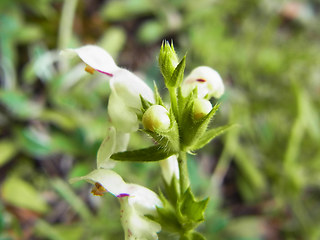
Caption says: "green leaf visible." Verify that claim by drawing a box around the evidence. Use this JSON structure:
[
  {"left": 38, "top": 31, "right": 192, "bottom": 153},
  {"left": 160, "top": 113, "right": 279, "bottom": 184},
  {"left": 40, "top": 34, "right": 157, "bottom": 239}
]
[
  {"left": 0, "top": 140, "right": 16, "bottom": 167},
  {"left": 51, "top": 178, "right": 92, "bottom": 220},
  {"left": 191, "top": 124, "right": 236, "bottom": 150},
  {"left": 178, "top": 188, "right": 209, "bottom": 226},
  {"left": 189, "top": 232, "right": 206, "bottom": 240},
  {"left": 163, "top": 174, "right": 180, "bottom": 206},
  {"left": 150, "top": 191, "right": 183, "bottom": 233},
  {"left": 0, "top": 89, "right": 42, "bottom": 119},
  {"left": 111, "top": 145, "right": 174, "bottom": 162},
  {"left": 180, "top": 232, "right": 206, "bottom": 240},
  {"left": 169, "top": 56, "right": 186, "bottom": 88},
  {"left": 1, "top": 176, "right": 49, "bottom": 213}
]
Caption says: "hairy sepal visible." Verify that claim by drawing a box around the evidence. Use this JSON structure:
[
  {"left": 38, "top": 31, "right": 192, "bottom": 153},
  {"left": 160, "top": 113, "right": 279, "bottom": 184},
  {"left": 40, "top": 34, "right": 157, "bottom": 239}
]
[
  {"left": 179, "top": 97, "right": 220, "bottom": 150},
  {"left": 143, "top": 108, "right": 180, "bottom": 153},
  {"left": 190, "top": 124, "right": 236, "bottom": 151}
]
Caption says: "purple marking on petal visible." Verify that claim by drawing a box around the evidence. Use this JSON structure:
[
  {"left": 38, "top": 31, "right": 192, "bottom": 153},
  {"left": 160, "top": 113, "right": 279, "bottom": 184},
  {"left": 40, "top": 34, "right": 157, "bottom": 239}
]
[
  {"left": 97, "top": 69, "right": 113, "bottom": 77},
  {"left": 117, "top": 193, "right": 130, "bottom": 198},
  {"left": 196, "top": 78, "right": 206, "bottom": 83}
]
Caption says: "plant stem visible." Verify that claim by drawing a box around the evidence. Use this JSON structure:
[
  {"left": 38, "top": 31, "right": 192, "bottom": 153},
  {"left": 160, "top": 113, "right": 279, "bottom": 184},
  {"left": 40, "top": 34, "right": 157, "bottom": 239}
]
[
  {"left": 58, "top": 0, "right": 78, "bottom": 71},
  {"left": 178, "top": 151, "right": 189, "bottom": 194},
  {"left": 169, "top": 87, "right": 179, "bottom": 120},
  {"left": 58, "top": 0, "right": 78, "bottom": 50}
]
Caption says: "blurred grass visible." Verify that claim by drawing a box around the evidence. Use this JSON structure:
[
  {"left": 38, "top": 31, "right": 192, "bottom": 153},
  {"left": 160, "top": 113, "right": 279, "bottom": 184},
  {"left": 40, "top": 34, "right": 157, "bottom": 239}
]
[{"left": 1, "top": 0, "right": 320, "bottom": 239}]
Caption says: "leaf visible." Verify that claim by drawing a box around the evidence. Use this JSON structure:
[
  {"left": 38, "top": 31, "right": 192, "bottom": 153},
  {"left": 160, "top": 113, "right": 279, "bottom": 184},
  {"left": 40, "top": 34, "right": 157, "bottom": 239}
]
[
  {"left": 150, "top": 191, "right": 183, "bottom": 233},
  {"left": 178, "top": 188, "right": 209, "bottom": 228},
  {"left": 163, "top": 175, "right": 180, "bottom": 206},
  {"left": 191, "top": 124, "right": 236, "bottom": 150},
  {"left": 189, "top": 232, "right": 206, "bottom": 240},
  {"left": 0, "top": 90, "right": 42, "bottom": 119},
  {"left": 1, "top": 176, "right": 49, "bottom": 213},
  {"left": 51, "top": 178, "right": 92, "bottom": 220},
  {"left": 111, "top": 145, "right": 174, "bottom": 162},
  {"left": 180, "top": 232, "right": 206, "bottom": 240},
  {"left": 0, "top": 140, "right": 16, "bottom": 167}
]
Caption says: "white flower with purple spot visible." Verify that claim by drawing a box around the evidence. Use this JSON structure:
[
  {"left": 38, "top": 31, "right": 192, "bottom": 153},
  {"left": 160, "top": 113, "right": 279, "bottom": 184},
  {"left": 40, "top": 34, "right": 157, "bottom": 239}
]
[
  {"left": 69, "top": 45, "right": 155, "bottom": 133},
  {"left": 70, "top": 169, "right": 162, "bottom": 240},
  {"left": 182, "top": 66, "right": 225, "bottom": 99}
]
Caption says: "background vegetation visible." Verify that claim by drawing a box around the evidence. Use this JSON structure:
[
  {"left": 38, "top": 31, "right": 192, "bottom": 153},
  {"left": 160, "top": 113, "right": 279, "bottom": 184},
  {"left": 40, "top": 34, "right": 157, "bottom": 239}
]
[{"left": 1, "top": 0, "right": 319, "bottom": 239}]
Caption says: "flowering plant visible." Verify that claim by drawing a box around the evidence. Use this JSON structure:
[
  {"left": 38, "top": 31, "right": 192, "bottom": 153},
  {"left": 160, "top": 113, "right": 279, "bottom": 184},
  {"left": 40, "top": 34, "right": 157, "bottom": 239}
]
[{"left": 69, "top": 42, "right": 232, "bottom": 239}]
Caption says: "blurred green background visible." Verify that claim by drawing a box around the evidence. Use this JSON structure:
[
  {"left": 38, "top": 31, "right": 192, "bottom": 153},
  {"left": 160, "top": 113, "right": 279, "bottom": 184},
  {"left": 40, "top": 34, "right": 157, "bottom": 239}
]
[{"left": 1, "top": 0, "right": 320, "bottom": 239}]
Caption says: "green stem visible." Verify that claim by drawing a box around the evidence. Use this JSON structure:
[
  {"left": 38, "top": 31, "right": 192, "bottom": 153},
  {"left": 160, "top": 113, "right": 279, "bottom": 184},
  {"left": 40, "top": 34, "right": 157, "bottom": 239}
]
[
  {"left": 58, "top": 0, "right": 78, "bottom": 50},
  {"left": 178, "top": 151, "right": 190, "bottom": 194},
  {"left": 58, "top": 0, "right": 78, "bottom": 71},
  {"left": 169, "top": 87, "right": 179, "bottom": 120}
]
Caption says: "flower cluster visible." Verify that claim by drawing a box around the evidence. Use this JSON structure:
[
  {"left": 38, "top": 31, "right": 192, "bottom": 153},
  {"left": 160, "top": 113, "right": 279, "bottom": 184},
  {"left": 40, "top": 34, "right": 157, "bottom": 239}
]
[{"left": 68, "top": 42, "right": 226, "bottom": 239}]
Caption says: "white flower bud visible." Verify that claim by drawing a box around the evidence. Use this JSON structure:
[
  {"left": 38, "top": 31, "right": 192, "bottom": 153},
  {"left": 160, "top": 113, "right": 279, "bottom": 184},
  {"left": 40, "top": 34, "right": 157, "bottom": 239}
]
[
  {"left": 182, "top": 66, "right": 224, "bottom": 99},
  {"left": 142, "top": 105, "right": 170, "bottom": 132},
  {"left": 193, "top": 98, "right": 212, "bottom": 120}
]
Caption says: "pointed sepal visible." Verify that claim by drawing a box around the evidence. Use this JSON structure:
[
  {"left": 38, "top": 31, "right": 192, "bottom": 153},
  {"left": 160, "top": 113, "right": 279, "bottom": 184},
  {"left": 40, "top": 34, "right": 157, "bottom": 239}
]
[{"left": 190, "top": 124, "right": 236, "bottom": 151}]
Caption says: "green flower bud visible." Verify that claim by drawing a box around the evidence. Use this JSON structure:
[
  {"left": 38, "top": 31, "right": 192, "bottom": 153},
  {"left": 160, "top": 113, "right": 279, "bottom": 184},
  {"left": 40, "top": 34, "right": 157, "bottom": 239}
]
[
  {"left": 159, "top": 41, "right": 179, "bottom": 86},
  {"left": 193, "top": 98, "right": 212, "bottom": 120},
  {"left": 142, "top": 105, "right": 170, "bottom": 132}
]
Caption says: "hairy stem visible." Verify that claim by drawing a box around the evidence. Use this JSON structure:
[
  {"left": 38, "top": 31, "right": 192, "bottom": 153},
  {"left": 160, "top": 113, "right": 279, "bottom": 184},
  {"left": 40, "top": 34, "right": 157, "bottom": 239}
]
[{"left": 178, "top": 151, "right": 189, "bottom": 194}]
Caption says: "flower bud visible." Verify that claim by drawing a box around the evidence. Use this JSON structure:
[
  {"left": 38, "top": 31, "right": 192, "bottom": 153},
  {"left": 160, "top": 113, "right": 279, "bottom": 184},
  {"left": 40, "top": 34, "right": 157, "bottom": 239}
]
[
  {"left": 182, "top": 66, "right": 224, "bottom": 99},
  {"left": 142, "top": 105, "right": 170, "bottom": 132},
  {"left": 158, "top": 41, "right": 179, "bottom": 86},
  {"left": 193, "top": 98, "right": 212, "bottom": 120}
]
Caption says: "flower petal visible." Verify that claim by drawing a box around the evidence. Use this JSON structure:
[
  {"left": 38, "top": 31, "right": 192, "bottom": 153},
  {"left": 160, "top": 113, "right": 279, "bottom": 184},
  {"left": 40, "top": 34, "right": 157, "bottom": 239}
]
[
  {"left": 70, "top": 169, "right": 162, "bottom": 239},
  {"left": 125, "top": 184, "right": 162, "bottom": 215},
  {"left": 108, "top": 92, "right": 139, "bottom": 132},
  {"left": 96, "top": 127, "right": 117, "bottom": 169},
  {"left": 96, "top": 127, "right": 130, "bottom": 169},
  {"left": 120, "top": 198, "right": 161, "bottom": 240},
  {"left": 160, "top": 155, "right": 179, "bottom": 184},
  {"left": 182, "top": 66, "right": 225, "bottom": 99},
  {"left": 71, "top": 45, "right": 120, "bottom": 76},
  {"left": 70, "top": 169, "right": 128, "bottom": 197},
  {"left": 110, "top": 69, "right": 154, "bottom": 110}
]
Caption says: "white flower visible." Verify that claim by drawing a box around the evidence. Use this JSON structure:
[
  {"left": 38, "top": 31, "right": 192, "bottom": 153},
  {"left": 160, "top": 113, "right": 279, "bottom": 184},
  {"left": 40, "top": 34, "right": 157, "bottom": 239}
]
[
  {"left": 160, "top": 155, "right": 179, "bottom": 184},
  {"left": 182, "top": 66, "right": 224, "bottom": 99},
  {"left": 96, "top": 126, "right": 130, "bottom": 169},
  {"left": 69, "top": 45, "right": 155, "bottom": 132},
  {"left": 70, "top": 169, "right": 162, "bottom": 240}
]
